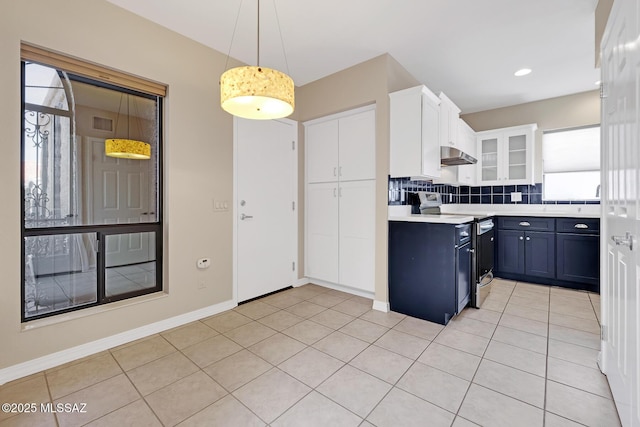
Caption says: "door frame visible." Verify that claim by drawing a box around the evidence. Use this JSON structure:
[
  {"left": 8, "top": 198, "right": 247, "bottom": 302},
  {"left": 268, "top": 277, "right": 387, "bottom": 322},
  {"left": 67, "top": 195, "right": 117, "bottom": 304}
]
[{"left": 232, "top": 116, "right": 299, "bottom": 304}]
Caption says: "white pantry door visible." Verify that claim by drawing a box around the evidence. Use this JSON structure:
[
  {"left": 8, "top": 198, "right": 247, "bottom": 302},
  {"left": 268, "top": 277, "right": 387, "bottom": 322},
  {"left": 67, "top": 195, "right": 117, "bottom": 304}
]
[
  {"left": 601, "top": 0, "right": 640, "bottom": 425},
  {"left": 235, "top": 118, "right": 297, "bottom": 302}
]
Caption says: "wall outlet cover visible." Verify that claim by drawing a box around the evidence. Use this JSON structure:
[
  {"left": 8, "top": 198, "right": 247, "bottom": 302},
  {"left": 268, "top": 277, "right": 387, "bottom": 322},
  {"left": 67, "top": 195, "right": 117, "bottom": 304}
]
[{"left": 197, "top": 258, "right": 211, "bottom": 269}]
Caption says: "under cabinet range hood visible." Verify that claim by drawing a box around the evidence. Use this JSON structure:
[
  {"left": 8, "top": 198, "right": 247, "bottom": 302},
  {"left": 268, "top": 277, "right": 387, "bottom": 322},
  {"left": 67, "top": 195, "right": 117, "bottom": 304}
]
[{"left": 440, "top": 146, "right": 477, "bottom": 166}]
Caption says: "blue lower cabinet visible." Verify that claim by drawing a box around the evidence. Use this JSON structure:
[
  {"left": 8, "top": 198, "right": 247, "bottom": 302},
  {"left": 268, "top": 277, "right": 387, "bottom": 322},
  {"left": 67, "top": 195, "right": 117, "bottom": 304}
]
[
  {"left": 388, "top": 221, "right": 465, "bottom": 325},
  {"left": 497, "top": 230, "right": 555, "bottom": 278},
  {"left": 556, "top": 233, "right": 600, "bottom": 288},
  {"left": 495, "top": 216, "right": 599, "bottom": 292},
  {"left": 497, "top": 230, "right": 525, "bottom": 275},
  {"left": 524, "top": 232, "right": 555, "bottom": 278}
]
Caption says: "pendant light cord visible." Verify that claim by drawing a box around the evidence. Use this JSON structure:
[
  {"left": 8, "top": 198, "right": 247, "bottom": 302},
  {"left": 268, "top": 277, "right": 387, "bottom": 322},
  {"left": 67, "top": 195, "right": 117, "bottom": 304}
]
[
  {"left": 272, "top": 0, "right": 291, "bottom": 75},
  {"left": 222, "top": 0, "right": 290, "bottom": 75},
  {"left": 223, "top": 0, "right": 245, "bottom": 72}
]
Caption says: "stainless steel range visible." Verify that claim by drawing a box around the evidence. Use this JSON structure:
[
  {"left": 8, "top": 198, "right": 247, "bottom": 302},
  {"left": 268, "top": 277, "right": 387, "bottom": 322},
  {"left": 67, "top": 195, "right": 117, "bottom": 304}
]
[
  {"left": 416, "top": 192, "right": 495, "bottom": 309},
  {"left": 472, "top": 217, "right": 495, "bottom": 308}
]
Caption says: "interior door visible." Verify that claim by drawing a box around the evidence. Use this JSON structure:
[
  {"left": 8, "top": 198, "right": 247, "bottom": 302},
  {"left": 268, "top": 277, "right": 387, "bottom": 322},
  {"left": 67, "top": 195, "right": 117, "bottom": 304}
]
[
  {"left": 601, "top": 0, "right": 640, "bottom": 425},
  {"left": 236, "top": 118, "right": 297, "bottom": 302},
  {"left": 88, "top": 138, "right": 152, "bottom": 267}
]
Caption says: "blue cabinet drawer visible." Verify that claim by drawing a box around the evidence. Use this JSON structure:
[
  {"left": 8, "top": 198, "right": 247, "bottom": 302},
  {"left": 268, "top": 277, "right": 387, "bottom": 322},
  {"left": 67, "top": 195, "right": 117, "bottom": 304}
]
[
  {"left": 556, "top": 218, "right": 600, "bottom": 234},
  {"left": 498, "top": 217, "right": 555, "bottom": 232}
]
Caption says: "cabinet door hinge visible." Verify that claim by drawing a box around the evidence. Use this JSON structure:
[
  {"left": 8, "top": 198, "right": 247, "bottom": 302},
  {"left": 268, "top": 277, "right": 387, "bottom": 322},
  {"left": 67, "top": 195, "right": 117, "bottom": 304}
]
[
  {"left": 292, "top": 201, "right": 295, "bottom": 211},
  {"left": 292, "top": 261, "right": 296, "bottom": 271},
  {"left": 601, "top": 324, "right": 608, "bottom": 341},
  {"left": 292, "top": 140, "right": 295, "bottom": 150}
]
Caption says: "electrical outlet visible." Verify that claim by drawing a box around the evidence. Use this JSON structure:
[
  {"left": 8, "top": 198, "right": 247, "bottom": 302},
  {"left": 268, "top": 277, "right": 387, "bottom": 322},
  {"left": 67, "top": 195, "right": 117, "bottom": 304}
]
[{"left": 197, "top": 258, "right": 211, "bottom": 269}]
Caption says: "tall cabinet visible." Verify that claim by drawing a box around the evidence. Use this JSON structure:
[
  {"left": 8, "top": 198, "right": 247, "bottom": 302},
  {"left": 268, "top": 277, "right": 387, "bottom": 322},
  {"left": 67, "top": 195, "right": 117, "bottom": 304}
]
[{"left": 305, "top": 106, "right": 375, "bottom": 293}]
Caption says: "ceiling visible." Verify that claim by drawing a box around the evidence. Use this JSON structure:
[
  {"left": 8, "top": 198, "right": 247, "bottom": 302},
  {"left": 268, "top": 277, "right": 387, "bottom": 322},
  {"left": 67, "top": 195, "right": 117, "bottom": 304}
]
[{"left": 105, "top": 0, "right": 601, "bottom": 114}]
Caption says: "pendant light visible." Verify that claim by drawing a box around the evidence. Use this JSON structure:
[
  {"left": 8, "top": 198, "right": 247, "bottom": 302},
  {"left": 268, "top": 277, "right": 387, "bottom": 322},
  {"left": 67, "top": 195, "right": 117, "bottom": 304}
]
[
  {"left": 220, "top": 0, "right": 294, "bottom": 120},
  {"left": 105, "top": 94, "right": 151, "bottom": 160}
]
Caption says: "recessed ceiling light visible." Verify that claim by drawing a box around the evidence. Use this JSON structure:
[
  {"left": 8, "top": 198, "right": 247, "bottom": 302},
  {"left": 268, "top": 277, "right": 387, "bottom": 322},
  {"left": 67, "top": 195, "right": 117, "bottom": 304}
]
[{"left": 514, "top": 68, "right": 532, "bottom": 77}]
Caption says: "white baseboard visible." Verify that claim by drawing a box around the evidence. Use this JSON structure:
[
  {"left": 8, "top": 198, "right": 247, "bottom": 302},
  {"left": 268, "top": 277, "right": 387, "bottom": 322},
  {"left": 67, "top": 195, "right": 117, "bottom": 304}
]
[
  {"left": 0, "top": 299, "right": 236, "bottom": 385},
  {"left": 303, "top": 278, "right": 375, "bottom": 300},
  {"left": 294, "top": 278, "right": 311, "bottom": 287},
  {"left": 372, "top": 300, "right": 390, "bottom": 312}
]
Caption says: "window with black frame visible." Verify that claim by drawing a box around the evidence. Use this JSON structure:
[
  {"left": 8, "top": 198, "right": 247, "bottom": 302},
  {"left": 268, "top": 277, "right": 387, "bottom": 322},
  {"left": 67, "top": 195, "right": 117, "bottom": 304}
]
[{"left": 21, "top": 49, "right": 163, "bottom": 321}]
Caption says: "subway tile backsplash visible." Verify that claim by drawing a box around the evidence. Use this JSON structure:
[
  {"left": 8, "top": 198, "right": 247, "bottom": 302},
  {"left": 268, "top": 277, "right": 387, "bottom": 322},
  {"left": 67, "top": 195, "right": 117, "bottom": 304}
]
[{"left": 388, "top": 177, "right": 600, "bottom": 206}]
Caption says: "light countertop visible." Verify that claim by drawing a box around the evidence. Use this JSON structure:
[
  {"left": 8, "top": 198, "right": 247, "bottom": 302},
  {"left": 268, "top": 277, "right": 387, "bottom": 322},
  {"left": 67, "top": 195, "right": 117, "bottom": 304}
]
[
  {"left": 388, "top": 214, "right": 475, "bottom": 224},
  {"left": 388, "top": 204, "right": 601, "bottom": 221}
]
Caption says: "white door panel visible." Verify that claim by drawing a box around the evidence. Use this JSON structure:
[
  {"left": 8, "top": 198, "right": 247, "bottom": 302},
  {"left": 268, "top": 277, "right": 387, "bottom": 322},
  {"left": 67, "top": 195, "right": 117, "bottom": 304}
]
[
  {"left": 306, "top": 120, "right": 339, "bottom": 183},
  {"left": 89, "top": 138, "right": 151, "bottom": 267},
  {"left": 338, "top": 180, "right": 375, "bottom": 292},
  {"left": 602, "top": 0, "right": 640, "bottom": 425},
  {"left": 338, "top": 109, "right": 376, "bottom": 181},
  {"left": 236, "top": 118, "right": 297, "bottom": 302},
  {"left": 306, "top": 182, "right": 339, "bottom": 283}
]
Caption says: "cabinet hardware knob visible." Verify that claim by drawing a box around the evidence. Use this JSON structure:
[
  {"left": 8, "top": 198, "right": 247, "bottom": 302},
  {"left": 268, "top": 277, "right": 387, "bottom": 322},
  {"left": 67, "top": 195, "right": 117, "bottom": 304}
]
[
  {"left": 519, "top": 236, "right": 524, "bottom": 240},
  {"left": 526, "top": 236, "right": 531, "bottom": 241},
  {"left": 240, "top": 213, "right": 253, "bottom": 220}
]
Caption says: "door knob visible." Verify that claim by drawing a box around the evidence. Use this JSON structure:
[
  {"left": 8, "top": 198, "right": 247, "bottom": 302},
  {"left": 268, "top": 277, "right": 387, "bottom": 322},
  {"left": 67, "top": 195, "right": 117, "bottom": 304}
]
[
  {"left": 611, "top": 232, "right": 634, "bottom": 250},
  {"left": 240, "top": 213, "right": 253, "bottom": 220}
]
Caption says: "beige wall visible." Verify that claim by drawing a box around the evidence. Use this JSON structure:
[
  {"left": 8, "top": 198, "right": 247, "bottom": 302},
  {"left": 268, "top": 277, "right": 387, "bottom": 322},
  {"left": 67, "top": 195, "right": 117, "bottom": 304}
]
[
  {"left": 462, "top": 90, "right": 601, "bottom": 182},
  {"left": 295, "top": 54, "right": 418, "bottom": 304},
  {"left": 0, "top": 0, "right": 238, "bottom": 370}
]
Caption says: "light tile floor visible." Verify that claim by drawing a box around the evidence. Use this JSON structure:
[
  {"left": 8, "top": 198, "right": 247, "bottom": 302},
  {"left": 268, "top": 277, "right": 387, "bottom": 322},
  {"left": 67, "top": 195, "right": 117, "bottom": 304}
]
[{"left": 0, "top": 279, "right": 620, "bottom": 426}]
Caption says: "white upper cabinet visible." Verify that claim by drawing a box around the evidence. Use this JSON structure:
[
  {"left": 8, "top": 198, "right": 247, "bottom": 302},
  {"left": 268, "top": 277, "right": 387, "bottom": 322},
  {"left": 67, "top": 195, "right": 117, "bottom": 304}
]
[
  {"left": 457, "top": 120, "right": 477, "bottom": 185},
  {"left": 476, "top": 123, "right": 537, "bottom": 185},
  {"left": 433, "top": 118, "right": 477, "bottom": 186},
  {"left": 338, "top": 109, "right": 376, "bottom": 181},
  {"left": 306, "top": 108, "right": 375, "bottom": 183},
  {"left": 389, "top": 85, "right": 441, "bottom": 178},
  {"left": 306, "top": 119, "right": 339, "bottom": 183},
  {"left": 439, "top": 92, "right": 461, "bottom": 149}
]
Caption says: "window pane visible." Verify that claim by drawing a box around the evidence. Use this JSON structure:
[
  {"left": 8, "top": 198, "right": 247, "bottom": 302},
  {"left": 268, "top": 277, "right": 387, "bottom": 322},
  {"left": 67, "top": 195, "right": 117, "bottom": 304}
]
[
  {"left": 24, "top": 63, "right": 69, "bottom": 110},
  {"left": 543, "top": 127, "right": 600, "bottom": 173},
  {"left": 105, "top": 232, "right": 157, "bottom": 297},
  {"left": 543, "top": 171, "right": 601, "bottom": 200},
  {"left": 23, "top": 64, "right": 159, "bottom": 229},
  {"left": 24, "top": 233, "right": 98, "bottom": 319}
]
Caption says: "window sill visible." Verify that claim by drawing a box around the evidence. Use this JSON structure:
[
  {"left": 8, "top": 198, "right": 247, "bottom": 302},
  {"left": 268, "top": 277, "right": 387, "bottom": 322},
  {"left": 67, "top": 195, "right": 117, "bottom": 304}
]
[{"left": 21, "top": 291, "right": 169, "bottom": 332}]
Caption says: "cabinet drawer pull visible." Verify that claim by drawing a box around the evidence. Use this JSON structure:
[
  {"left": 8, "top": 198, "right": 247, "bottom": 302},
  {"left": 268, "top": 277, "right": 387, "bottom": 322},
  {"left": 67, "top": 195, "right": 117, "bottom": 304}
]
[
  {"left": 574, "top": 223, "right": 589, "bottom": 229},
  {"left": 519, "top": 221, "right": 531, "bottom": 227},
  {"left": 333, "top": 167, "right": 337, "bottom": 177}
]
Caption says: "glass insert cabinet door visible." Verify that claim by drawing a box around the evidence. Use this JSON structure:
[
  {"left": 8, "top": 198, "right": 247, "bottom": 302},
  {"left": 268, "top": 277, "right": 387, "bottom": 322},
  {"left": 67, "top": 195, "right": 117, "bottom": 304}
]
[
  {"left": 22, "top": 60, "right": 163, "bottom": 321},
  {"left": 476, "top": 125, "right": 534, "bottom": 185},
  {"left": 507, "top": 133, "right": 527, "bottom": 180},
  {"left": 480, "top": 137, "right": 499, "bottom": 181}
]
